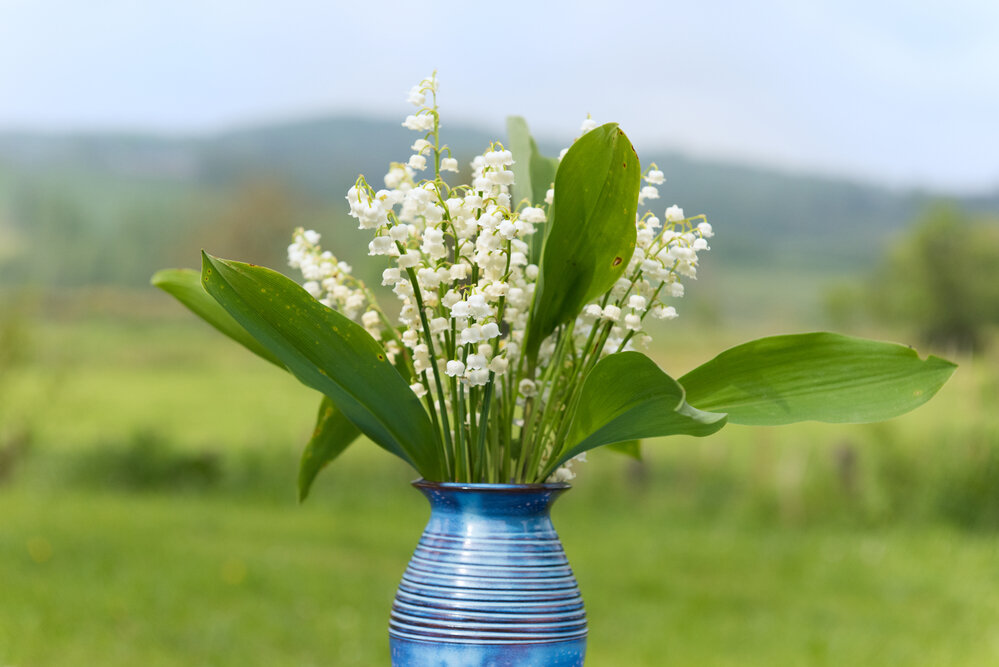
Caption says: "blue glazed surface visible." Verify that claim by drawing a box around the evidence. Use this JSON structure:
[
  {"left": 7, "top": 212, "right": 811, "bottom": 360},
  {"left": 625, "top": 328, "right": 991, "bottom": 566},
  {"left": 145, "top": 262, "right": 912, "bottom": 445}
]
[{"left": 389, "top": 481, "right": 587, "bottom": 666}]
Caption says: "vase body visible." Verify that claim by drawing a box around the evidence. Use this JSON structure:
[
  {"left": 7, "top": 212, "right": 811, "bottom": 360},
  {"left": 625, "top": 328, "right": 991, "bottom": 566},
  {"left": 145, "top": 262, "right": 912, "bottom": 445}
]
[{"left": 389, "top": 481, "right": 586, "bottom": 666}]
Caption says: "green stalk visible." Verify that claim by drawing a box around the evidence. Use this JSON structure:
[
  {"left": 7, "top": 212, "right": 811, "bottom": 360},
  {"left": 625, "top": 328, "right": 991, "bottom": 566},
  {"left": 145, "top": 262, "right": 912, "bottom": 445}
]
[
  {"left": 544, "top": 321, "right": 616, "bottom": 474},
  {"left": 489, "top": 418, "right": 501, "bottom": 483},
  {"left": 468, "top": 386, "right": 479, "bottom": 481},
  {"left": 517, "top": 324, "right": 574, "bottom": 480},
  {"left": 530, "top": 357, "right": 578, "bottom": 473},
  {"left": 453, "top": 374, "right": 470, "bottom": 481},
  {"left": 401, "top": 255, "right": 454, "bottom": 479},
  {"left": 516, "top": 397, "right": 538, "bottom": 482},
  {"left": 502, "top": 371, "right": 515, "bottom": 482},
  {"left": 524, "top": 321, "right": 576, "bottom": 478},
  {"left": 615, "top": 281, "right": 666, "bottom": 354},
  {"left": 474, "top": 374, "right": 494, "bottom": 482},
  {"left": 430, "top": 85, "right": 442, "bottom": 178},
  {"left": 419, "top": 370, "right": 447, "bottom": 470}
]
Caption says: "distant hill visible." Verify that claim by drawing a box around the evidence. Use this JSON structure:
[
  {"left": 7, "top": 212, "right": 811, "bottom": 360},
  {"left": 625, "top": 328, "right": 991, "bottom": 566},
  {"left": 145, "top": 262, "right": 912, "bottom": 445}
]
[
  {"left": 0, "top": 116, "right": 491, "bottom": 196},
  {"left": 1, "top": 115, "right": 996, "bottom": 291}
]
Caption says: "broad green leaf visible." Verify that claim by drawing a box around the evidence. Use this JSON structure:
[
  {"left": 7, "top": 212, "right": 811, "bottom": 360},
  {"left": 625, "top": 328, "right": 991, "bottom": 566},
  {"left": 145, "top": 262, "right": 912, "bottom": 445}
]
[
  {"left": 525, "top": 123, "right": 641, "bottom": 364},
  {"left": 506, "top": 115, "right": 559, "bottom": 210},
  {"left": 506, "top": 116, "right": 559, "bottom": 265},
  {"left": 607, "top": 440, "right": 642, "bottom": 460},
  {"left": 548, "top": 352, "right": 726, "bottom": 473},
  {"left": 507, "top": 116, "right": 538, "bottom": 207},
  {"left": 679, "top": 332, "right": 957, "bottom": 426},
  {"left": 528, "top": 151, "right": 559, "bottom": 265},
  {"left": 151, "top": 268, "right": 285, "bottom": 369},
  {"left": 154, "top": 268, "right": 365, "bottom": 490},
  {"left": 530, "top": 152, "right": 558, "bottom": 212},
  {"left": 201, "top": 253, "right": 443, "bottom": 478},
  {"left": 298, "top": 396, "right": 363, "bottom": 502}
]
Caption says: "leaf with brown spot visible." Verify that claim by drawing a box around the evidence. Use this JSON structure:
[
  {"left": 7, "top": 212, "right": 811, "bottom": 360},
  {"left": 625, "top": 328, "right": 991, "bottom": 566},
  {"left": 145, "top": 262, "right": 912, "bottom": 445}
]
[{"left": 524, "top": 123, "right": 641, "bottom": 364}]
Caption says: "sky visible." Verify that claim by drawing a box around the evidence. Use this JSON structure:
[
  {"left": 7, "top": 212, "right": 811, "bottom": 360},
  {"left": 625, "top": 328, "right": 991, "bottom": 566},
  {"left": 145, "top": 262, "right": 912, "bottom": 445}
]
[{"left": 2, "top": 0, "right": 997, "bottom": 192}]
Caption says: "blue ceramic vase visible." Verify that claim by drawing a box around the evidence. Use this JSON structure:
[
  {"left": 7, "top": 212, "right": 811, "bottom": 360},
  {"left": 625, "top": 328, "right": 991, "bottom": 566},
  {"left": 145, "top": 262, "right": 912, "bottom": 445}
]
[{"left": 389, "top": 481, "right": 587, "bottom": 666}]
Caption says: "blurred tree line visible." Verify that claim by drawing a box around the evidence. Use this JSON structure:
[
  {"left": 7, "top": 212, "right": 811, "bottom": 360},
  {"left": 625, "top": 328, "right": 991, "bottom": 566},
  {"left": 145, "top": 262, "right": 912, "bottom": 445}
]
[
  {"left": 0, "top": 177, "right": 374, "bottom": 290},
  {"left": 826, "top": 203, "right": 999, "bottom": 353}
]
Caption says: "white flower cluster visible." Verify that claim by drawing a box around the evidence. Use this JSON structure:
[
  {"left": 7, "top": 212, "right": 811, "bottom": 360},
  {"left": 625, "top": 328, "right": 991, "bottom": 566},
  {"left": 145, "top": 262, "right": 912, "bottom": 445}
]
[
  {"left": 360, "top": 150, "right": 542, "bottom": 390},
  {"left": 548, "top": 452, "right": 587, "bottom": 483},
  {"left": 570, "top": 161, "right": 714, "bottom": 356},
  {"left": 287, "top": 74, "right": 716, "bottom": 477},
  {"left": 286, "top": 73, "right": 552, "bottom": 398},
  {"left": 287, "top": 228, "right": 372, "bottom": 323}
]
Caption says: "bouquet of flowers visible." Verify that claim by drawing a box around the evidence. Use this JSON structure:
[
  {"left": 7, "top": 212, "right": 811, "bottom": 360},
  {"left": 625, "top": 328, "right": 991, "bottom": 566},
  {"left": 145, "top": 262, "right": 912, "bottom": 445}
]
[{"left": 153, "top": 74, "right": 955, "bottom": 499}]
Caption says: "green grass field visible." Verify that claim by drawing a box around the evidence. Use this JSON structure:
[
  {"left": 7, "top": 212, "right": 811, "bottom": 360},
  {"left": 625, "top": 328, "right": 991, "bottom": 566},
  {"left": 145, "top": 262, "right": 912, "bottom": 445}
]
[
  {"left": 4, "top": 475, "right": 999, "bottom": 666},
  {"left": 2, "top": 310, "right": 998, "bottom": 665}
]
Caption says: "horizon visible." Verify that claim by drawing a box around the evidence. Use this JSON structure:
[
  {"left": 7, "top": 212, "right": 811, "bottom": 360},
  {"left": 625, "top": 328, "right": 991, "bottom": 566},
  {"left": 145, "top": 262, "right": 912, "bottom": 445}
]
[
  {"left": 0, "top": 111, "right": 999, "bottom": 199},
  {"left": 2, "top": 110, "right": 994, "bottom": 198},
  {"left": 2, "top": 1, "right": 998, "bottom": 193}
]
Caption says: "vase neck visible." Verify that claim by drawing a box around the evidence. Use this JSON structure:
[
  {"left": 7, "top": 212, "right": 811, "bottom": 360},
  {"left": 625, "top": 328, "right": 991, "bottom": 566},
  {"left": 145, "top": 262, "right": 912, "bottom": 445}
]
[{"left": 414, "top": 482, "right": 568, "bottom": 523}]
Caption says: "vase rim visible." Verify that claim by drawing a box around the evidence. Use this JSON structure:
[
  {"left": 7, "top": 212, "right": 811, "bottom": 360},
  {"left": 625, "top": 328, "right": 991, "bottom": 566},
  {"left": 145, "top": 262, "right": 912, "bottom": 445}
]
[{"left": 413, "top": 479, "right": 570, "bottom": 492}]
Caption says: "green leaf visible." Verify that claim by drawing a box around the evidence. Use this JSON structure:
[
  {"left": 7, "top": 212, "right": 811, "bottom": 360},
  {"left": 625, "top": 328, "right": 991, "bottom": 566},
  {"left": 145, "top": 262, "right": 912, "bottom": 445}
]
[
  {"left": 528, "top": 151, "right": 559, "bottom": 266},
  {"left": 200, "top": 252, "right": 442, "bottom": 478},
  {"left": 525, "top": 123, "right": 641, "bottom": 364},
  {"left": 530, "top": 152, "right": 558, "bottom": 211},
  {"left": 506, "top": 116, "right": 559, "bottom": 265},
  {"left": 607, "top": 440, "right": 642, "bottom": 460},
  {"left": 151, "top": 268, "right": 285, "bottom": 369},
  {"left": 548, "top": 352, "right": 726, "bottom": 473},
  {"left": 298, "top": 396, "right": 363, "bottom": 502},
  {"left": 506, "top": 115, "right": 559, "bottom": 209},
  {"left": 679, "top": 332, "right": 957, "bottom": 426},
  {"left": 155, "top": 268, "right": 367, "bottom": 491},
  {"left": 507, "top": 116, "right": 539, "bottom": 207}
]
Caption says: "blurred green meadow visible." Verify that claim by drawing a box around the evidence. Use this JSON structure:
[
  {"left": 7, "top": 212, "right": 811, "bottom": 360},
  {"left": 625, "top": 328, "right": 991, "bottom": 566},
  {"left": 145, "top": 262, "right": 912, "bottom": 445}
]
[
  {"left": 2, "top": 302, "right": 999, "bottom": 666},
  {"left": 2, "top": 117, "right": 999, "bottom": 665}
]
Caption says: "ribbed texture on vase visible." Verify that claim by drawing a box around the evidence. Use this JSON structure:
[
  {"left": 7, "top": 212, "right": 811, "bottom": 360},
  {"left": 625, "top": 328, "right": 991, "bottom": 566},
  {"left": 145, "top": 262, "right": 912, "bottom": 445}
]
[{"left": 389, "top": 482, "right": 587, "bottom": 646}]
